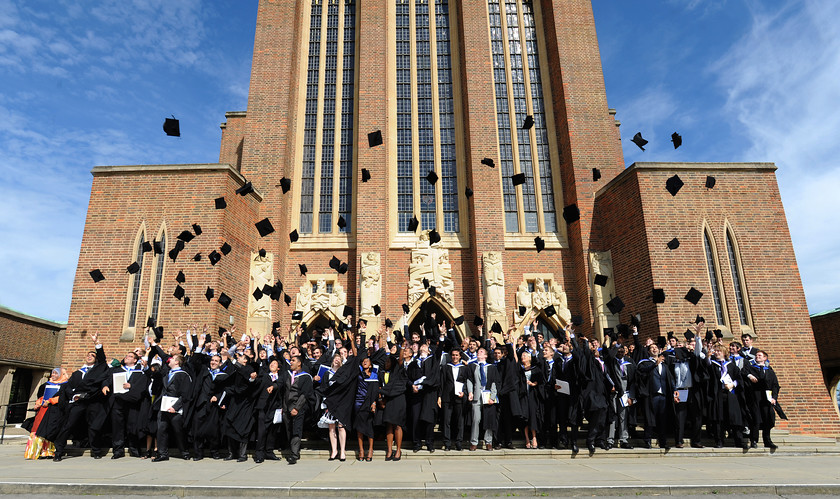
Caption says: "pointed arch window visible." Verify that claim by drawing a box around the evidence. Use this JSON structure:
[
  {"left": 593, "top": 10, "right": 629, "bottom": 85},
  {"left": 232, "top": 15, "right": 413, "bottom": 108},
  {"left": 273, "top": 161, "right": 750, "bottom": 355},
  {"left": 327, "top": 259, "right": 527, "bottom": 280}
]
[
  {"left": 148, "top": 230, "right": 166, "bottom": 324},
  {"left": 726, "top": 228, "right": 751, "bottom": 327},
  {"left": 127, "top": 230, "right": 145, "bottom": 329},
  {"left": 703, "top": 229, "right": 726, "bottom": 326}
]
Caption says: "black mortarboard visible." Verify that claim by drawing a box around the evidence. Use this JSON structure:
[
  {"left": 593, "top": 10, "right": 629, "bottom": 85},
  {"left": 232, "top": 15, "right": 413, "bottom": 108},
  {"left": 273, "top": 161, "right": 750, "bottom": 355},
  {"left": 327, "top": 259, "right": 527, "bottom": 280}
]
[
  {"left": 289, "top": 229, "right": 299, "bottom": 242},
  {"left": 214, "top": 197, "right": 226, "bottom": 210},
  {"left": 695, "top": 314, "right": 705, "bottom": 324},
  {"left": 284, "top": 293, "right": 292, "bottom": 305},
  {"left": 603, "top": 328, "right": 615, "bottom": 340},
  {"left": 127, "top": 262, "right": 140, "bottom": 274},
  {"left": 666, "top": 174, "right": 684, "bottom": 196},
  {"left": 372, "top": 304, "right": 381, "bottom": 316},
  {"left": 571, "top": 315, "right": 583, "bottom": 326},
  {"left": 408, "top": 216, "right": 419, "bottom": 232},
  {"left": 491, "top": 321, "right": 503, "bottom": 334},
  {"left": 428, "top": 286, "right": 436, "bottom": 297},
  {"left": 147, "top": 317, "right": 156, "bottom": 328},
  {"left": 683, "top": 329, "right": 694, "bottom": 341},
  {"left": 705, "top": 330, "right": 714, "bottom": 342},
  {"left": 562, "top": 204, "right": 580, "bottom": 224},
  {"left": 705, "top": 176, "right": 716, "bottom": 189},
  {"left": 684, "top": 287, "right": 703, "bottom": 305},
  {"left": 511, "top": 173, "right": 526, "bottom": 186},
  {"left": 368, "top": 130, "right": 383, "bottom": 147},
  {"left": 205, "top": 287, "right": 214, "bottom": 301},
  {"left": 361, "top": 168, "right": 371, "bottom": 182},
  {"left": 217, "top": 292, "right": 231, "bottom": 309},
  {"left": 89, "top": 269, "right": 105, "bottom": 283},
  {"left": 631, "top": 132, "right": 647, "bottom": 151},
  {"left": 258, "top": 248, "right": 266, "bottom": 258},
  {"left": 254, "top": 218, "right": 274, "bottom": 237},
  {"left": 298, "top": 264, "right": 308, "bottom": 275},
  {"left": 481, "top": 158, "right": 495, "bottom": 168},
  {"left": 518, "top": 305, "right": 526, "bottom": 316},
  {"left": 426, "top": 170, "right": 438, "bottom": 185},
  {"left": 465, "top": 187, "right": 473, "bottom": 198},
  {"left": 671, "top": 132, "right": 682, "bottom": 149},
  {"left": 279, "top": 177, "right": 291, "bottom": 194},
  {"left": 342, "top": 306, "right": 354, "bottom": 317},
  {"left": 667, "top": 331, "right": 675, "bottom": 340},
  {"left": 474, "top": 316, "right": 484, "bottom": 327},
  {"left": 177, "top": 230, "right": 194, "bottom": 243},
  {"left": 220, "top": 242, "right": 231, "bottom": 255},
  {"left": 142, "top": 241, "right": 152, "bottom": 253},
  {"left": 453, "top": 316, "right": 464, "bottom": 326},
  {"left": 667, "top": 237, "right": 680, "bottom": 250},
  {"left": 592, "top": 168, "right": 601, "bottom": 182},
  {"left": 337, "top": 215, "right": 347, "bottom": 229},
  {"left": 383, "top": 318, "right": 393, "bottom": 329},
  {"left": 652, "top": 288, "right": 665, "bottom": 304},
  {"left": 593, "top": 274, "right": 608, "bottom": 286},
  {"left": 329, "top": 256, "right": 340, "bottom": 270},
  {"left": 174, "top": 240, "right": 185, "bottom": 252},
  {"left": 193, "top": 252, "right": 201, "bottom": 262},
  {"left": 175, "top": 271, "right": 185, "bottom": 283},
  {"left": 272, "top": 321, "right": 280, "bottom": 331},
  {"left": 236, "top": 181, "right": 254, "bottom": 196},
  {"left": 154, "top": 241, "right": 164, "bottom": 254},
  {"left": 173, "top": 285, "right": 185, "bottom": 300},
  {"left": 714, "top": 329, "right": 723, "bottom": 339},
  {"left": 208, "top": 250, "right": 221, "bottom": 266},
  {"left": 544, "top": 305, "right": 557, "bottom": 317},
  {"left": 292, "top": 310, "right": 303, "bottom": 321},
  {"left": 429, "top": 229, "right": 441, "bottom": 245},
  {"left": 262, "top": 284, "right": 273, "bottom": 296},
  {"left": 154, "top": 326, "right": 164, "bottom": 341},
  {"left": 523, "top": 115, "right": 534, "bottom": 129},
  {"left": 252, "top": 287, "right": 263, "bottom": 301},
  {"left": 534, "top": 236, "right": 545, "bottom": 252},
  {"left": 617, "top": 324, "right": 629, "bottom": 337},
  {"left": 218, "top": 326, "right": 226, "bottom": 336},
  {"left": 337, "top": 262, "right": 348, "bottom": 274},
  {"left": 631, "top": 314, "right": 641, "bottom": 327},
  {"left": 163, "top": 117, "right": 180, "bottom": 137},
  {"left": 192, "top": 224, "right": 202, "bottom": 236},
  {"left": 168, "top": 247, "right": 180, "bottom": 262},
  {"left": 656, "top": 336, "right": 667, "bottom": 349},
  {"left": 606, "top": 296, "right": 624, "bottom": 315},
  {"left": 423, "top": 278, "right": 430, "bottom": 289},
  {"left": 270, "top": 284, "right": 282, "bottom": 301}
]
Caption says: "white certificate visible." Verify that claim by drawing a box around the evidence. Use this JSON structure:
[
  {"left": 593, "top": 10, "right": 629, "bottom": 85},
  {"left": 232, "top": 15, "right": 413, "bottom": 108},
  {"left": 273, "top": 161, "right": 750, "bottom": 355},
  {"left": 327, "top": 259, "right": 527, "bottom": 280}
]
[
  {"left": 481, "top": 390, "right": 493, "bottom": 405},
  {"left": 273, "top": 408, "right": 283, "bottom": 424},
  {"left": 620, "top": 393, "right": 633, "bottom": 407},
  {"left": 677, "top": 389, "right": 689, "bottom": 403},
  {"left": 112, "top": 372, "right": 128, "bottom": 394},
  {"left": 555, "top": 379, "right": 570, "bottom": 395},
  {"left": 454, "top": 381, "right": 464, "bottom": 396},
  {"left": 765, "top": 390, "right": 774, "bottom": 402},
  {"left": 160, "top": 395, "right": 182, "bottom": 414}
]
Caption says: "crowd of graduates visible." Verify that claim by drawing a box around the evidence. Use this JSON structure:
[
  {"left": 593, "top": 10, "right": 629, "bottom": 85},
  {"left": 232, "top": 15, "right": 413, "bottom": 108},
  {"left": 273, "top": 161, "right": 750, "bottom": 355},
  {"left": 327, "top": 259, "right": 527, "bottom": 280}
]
[{"left": 22, "top": 309, "right": 784, "bottom": 464}]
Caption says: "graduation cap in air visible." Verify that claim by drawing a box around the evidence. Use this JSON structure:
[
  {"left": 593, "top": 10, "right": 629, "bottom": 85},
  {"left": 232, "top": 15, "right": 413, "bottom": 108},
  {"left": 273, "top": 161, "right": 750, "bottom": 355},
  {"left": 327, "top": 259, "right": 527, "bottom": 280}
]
[
  {"left": 205, "top": 287, "right": 214, "bottom": 301},
  {"left": 511, "top": 173, "right": 526, "bottom": 186},
  {"left": 361, "top": 168, "right": 371, "bottom": 182},
  {"left": 603, "top": 328, "right": 615, "bottom": 341},
  {"left": 631, "top": 132, "right": 647, "bottom": 151},
  {"left": 563, "top": 204, "right": 580, "bottom": 224},
  {"left": 453, "top": 316, "right": 464, "bottom": 326},
  {"left": 89, "top": 269, "right": 105, "bottom": 283},
  {"left": 523, "top": 115, "right": 534, "bottom": 130},
  {"left": 617, "top": 324, "right": 630, "bottom": 337},
  {"left": 571, "top": 315, "right": 583, "bottom": 326},
  {"left": 422, "top": 278, "right": 430, "bottom": 289},
  {"left": 518, "top": 305, "right": 527, "bottom": 316},
  {"left": 329, "top": 256, "right": 340, "bottom": 270},
  {"left": 279, "top": 177, "right": 291, "bottom": 194},
  {"left": 208, "top": 250, "right": 221, "bottom": 266},
  {"left": 141, "top": 241, "right": 152, "bottom": 253},
  {"left": 127, "top": 262, "right": 140, "bottom": 274},
  {"left": 544, "top": 305, "right": 557, "bottom": 317},
  {"left": 592, "top": 168, "right": 601, "bottom": 182},
  {"left": 272, "top": 321, "right": 280, "bottom": 332},
  {"left": 337, "top": 215, "right": 347, "bottom": 230},
  {"left": 262, "top": 284, "right": 274, "bottom": 296},
  {"left": 254, "top": 218, "right": 274, "bottom": 237},
  {"left": 402, "top": 303, "right": 410, "bottom": 314},
  {"left": 491, "top": 321, "right": 503, "bottom": 334},
  {"left": 667, "top": 331, "right": 675, "bottom": 340},
  {"left": 705, "top": 330, "right": 714, "bottom": 342},
  {"left": 298, "top": 263, "right": 308, "bottom": 276},
  {"left": 713, "top": 329, "right": 723, "bottom": 339},
  {"left": 193, "top": 252, "right": 202, "bottom": 262},
  {"left": 284, "top": 293, "right": 292, "bottom": 305},
  {"left": 684, "top": 287, "right": 703, "bottom": 305},
  {"left": 173, "top": 285, "right": 185, "bottom": 300},
  {"left": 177, "top": 230, "right": 194, "bottom": 243},
  {"left": 705, "top": 176, "right": 716, "bottom": 189},
  {"left": 481, "top": 158, "right": 495, "bottom": 168},
  {"left": 252, "top": 287, "right": 264, "bottom": 301},
  {"left": 217, "top": 293, "right": 231, "bottom": 309},
  {"left": 465, "top": 187, "right": 473, "bottom": 198},
  {"left": 218, "top": 326, "right": 227, "bottom": 336},
  {"left": 337, "top": 262, "right": 348, "bottom": 274},
  {"left": 343, "top": 306, "right": 354, "bottom": 318},
  {"left": 534, "top": 236, "right": 545, "bottom": 253},
  {"left": 220, "top": 242, "right": 232, "bottom": 256},
  {"left": 214, "top": 197, "right": 227, "bottom": 210},
  {"left": 236, "top": 181, "right": 254, "bottom": 196},
  {"left": 473, "top": 315, "right": 484, "bottom": 327},
  {"left": 667, "top": 237, "right": 680, "bottom": 250},
  {"left": 429, "top": 229, "right": 441, "bottom": 245},
  {"left": 372, "top": 304, "right": 382, "bottom": 316},
  {"left": 408, "top": 216, "right": 419, "bottom": 232},
  {"left": 175, "top": 271, "right": 186, "bottom": 283},
  {"left": 631, "top": 314, "right": 641, "bottom": 327},
  {"left": 684, "top": 329, "right": 694, "bottom": 341},
  {"left": 154, "top": 326, "right": 165, "bottom": 341},
  {"left": 292, "top": 310, "right": 303, "bottom": 321},
  {"left": 666, "top": 174, "right": 684, "bottom": 196},
  {"left": 428, "top": 286, "right": 436, "bottom": 298},
  {"left": 289, "top": 229, "right": 299, "bottom": 242},
  {"left": 191, "top": 224, "right": 202, "bottom": 236},
  {"left": 163, "top": 116, "right": 180, "bottom": 137},
  {"left": 147, "top": 317, "right": 157, "bottom": 328},
  {"left": 652, "top": 288, "right": 666, "bottom": 304},
  {"left": 168, "top": 246, "right": 180, "bottom": 261},
  {"left": 174, "top": 240, "right": 185, "bottom": 252},
  {"left": 694, "top": 314, "right": 705, "bottom": 324},
  {"left": 426, "top": 170, "right": 438, "bottom": 185},
  {"left": 593, "top": 274, "right": 608, "bottom": 286},
  {"left": 258, "top": 248, "right": 267, "bottom": 258},
  {"left": 154, "top": 241, "right": 164, "bottom": 255},
  {"left": 656, "top": 336, "right": 668, "bottom": 349},
  {"left": 368, "top": 130, "right": 383, "bottom": 147},
  {"left": 671, "top": 132, "right": 682, "bottom": 149},
  {"left": 606, "top": 296, "right": 624, "bottom": 315},
  {"left": 270, "top": 284, "right": 282, "bottom": 301}
]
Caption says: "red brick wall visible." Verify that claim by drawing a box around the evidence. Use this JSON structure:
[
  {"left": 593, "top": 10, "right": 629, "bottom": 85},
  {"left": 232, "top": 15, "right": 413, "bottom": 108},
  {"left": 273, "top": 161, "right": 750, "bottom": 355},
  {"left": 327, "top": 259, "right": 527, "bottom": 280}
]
[
  {"left": 0, "top": 308, "right": 65, "bottom": 368},
  {"left": 219, "top": 112, "right": 247, "bottom": 170}
]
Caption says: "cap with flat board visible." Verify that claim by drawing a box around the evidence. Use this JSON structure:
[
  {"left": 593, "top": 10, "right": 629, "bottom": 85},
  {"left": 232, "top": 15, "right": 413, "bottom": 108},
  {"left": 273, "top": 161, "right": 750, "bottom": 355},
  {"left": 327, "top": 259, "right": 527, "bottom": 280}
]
[
  {"left": 426, "top": 170, "right": 438, "bottom": 185},
  {"left": 284, "top": 294, "right": 292, "bottom": 305},
  {"left": 191, "top": 224, "right": 202, "bottom": 236},
  {"left": 491, "top": 321, "right": 503, "bottom": 334},
  {"left": 571, "top": 315, "right": 583, "bottom": 326},
  {"left": 337, "top": 262, "right": 348, "bottom": 274},
  {"left": 423, "top": 278, "right": 429, "bottom": 289},
  {"left": 465, "top": 187, "right": 473, "bottom": 198},
  {"left": 214, "top": 197, "right": 227, "bottom": 210},
  {"left": 544, "top": 305, "right": 557, "bottom": 317},
  {"left": 252, "top": 287, "right": 264, "bottom": 301},
  {"left": 142, "top": 241, "right": 152, "bottom": 253},
  {"left": 631, "top": 132, "right": 647, "bottom": 151},
  {"left": 291, "top": 311, "right": 303, "bottom": 321},
  {"left": 236, "top": 182, "right": 254, "bottom": 196},
  {"left": 163, "top": 117, "right": 180, "bottom": 137},
  {"left": 667, "top": 238, "right": 680, "bottom": 250},
  {"left": 523, "top": 115, "right": 534, "bottom": 129},
  {"left": 671, "top": 132, "right": 682, "bottom": 149},
  {"left": 592, "top": 168, "right": 601, "bottom": 182},
  {"left": 337, "top": 215, "right": 347, "bottom": 230},
  {"left": 403, "top": 303, "right": 410, "bottom": 314},
  {"left": 175, "top": 271, "right": 186, "bottom": 283},
  {"left": 705, "top": 176, "right": 716, "bottom": 189},
  {"left": 154, "top": 241, "right": 164, "bottom": 255},
  {"left": 593, "top": 274, "right": 608, "bottom": 286},
  {"left": 193, "top": 252, "right": 202, "bottom": 262},
  {"left": 408, "top": 216, "right": 419, "bottom": 232},
  {"left": 384, "top": 318, "right": 393, "bottom": 329},
  {"left": 208, "top": 250, "right": 221, "bottom": 266},
  {"left": 127, "top": 262, "right": 140, "bottom": 274},
  {"left": 563, "top": 204, "right": 580, "bottom": 224},
  {"left": 518, "top": 305, "right": 526, "bottom": 316},
  {"left": 473, "top": 316, "right": 484, "bottom": 327},
  {"left": 606, "top": 296, "right": 624, "bottom": 315},
  {"left": 684, "top": 287, "right": 703, "bottom": 305},
  {"left": 205, "top": 287, "right": 214, "bottom": 301},
  {"left": 481, "top": 158, "right": 495, "bottom": 168},
  {"left": 534, "top": 236, "right": 545, "bottom": 252},
  {"left": 361, "top": 169, "right": 371, "bottom": 182},
  {"left": 217, "top": 293, "right": 231, "bottom": 309},
  {"left": 329, "top": 256, "right": 340, "bottom": 270},
  {"left": 429, "top": 229, "right": 441, "bottom": 245},
  {"left": 372, "top": 304, "right": 381, "bottom": 316},
  {"left": 173, "top": 285, "right": 185, "bottom": 300},
  {"left": 279, "top": 177, "right": 291, "bottom": 194},
  {"left": 368, "top": 130, "right": 383, "bottom": 147},
  {"left": 453, "top": 316, "right": 464, "bottom": 326},
  {"left": 89, "top": 269, "right": 105, "bottom": 283},
  {"left": 177, "top": 230, "right": 194, "bottom": 243},
  {"left": 288, "top": 229, "right": 299, "bottom": 243},
  {"left": 652, "top": 288, "right": 665, "bottom": 304},
  {"left": 298, "top": 264, "right": 308, "bottom": 276},
  {"left": 428, "top": 286, "right": 436, "bottom": 298},
  {"left": 270, "top": 284, "right": 282, "bottom": 301},
  {"left": 220, "top": 242, "right": 232, "bottom": 255},
  {"left": 666, "top": 174, "right": 684, "bottom": 196},
  {"left": 259, "top": 248, "right": 267, "bottom": 258},
  {"left": 511, "top": 173, "right": 526, "bottom": 186},
  {"left": 255, "top": 219, "right": 274, "bottom": 237},
  {"left": 343, "top": 306, "right": 354, "bottom": 318}
]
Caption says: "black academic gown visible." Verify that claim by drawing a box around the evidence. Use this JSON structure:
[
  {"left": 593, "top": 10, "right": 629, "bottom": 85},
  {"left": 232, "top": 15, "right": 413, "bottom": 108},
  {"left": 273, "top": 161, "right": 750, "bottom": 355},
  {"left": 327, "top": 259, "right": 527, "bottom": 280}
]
[
  {"left": 223, "top": 361, "right": 259, "bottom": 443},
  {"left": 743, "top": 362, "right": 780, "bottom": 429},
  {"left": 378, "top": 353, "right": 409, "bottom": 428},
  {"left": 190, "top": 361, "right": 231, "bottom": 443},
  {"left": 518, "top": 364, "right": 544, "bottom": 431},
  {"left": 706, "top": 358, "right": 744, "bottom": 426}
]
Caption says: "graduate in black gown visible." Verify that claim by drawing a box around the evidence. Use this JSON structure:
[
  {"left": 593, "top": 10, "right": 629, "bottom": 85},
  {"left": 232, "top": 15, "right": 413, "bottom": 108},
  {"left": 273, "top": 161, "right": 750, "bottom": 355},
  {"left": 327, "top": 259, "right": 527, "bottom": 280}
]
[
  {"left": 743, "top": 350, "right": 780, "bottom": 449},
  {"left": 439, "top": 348, "right": 469, "bottom": 451},
  {"left": 224, "top": 349, "right": 259, "bottom": 461},
  {"left": 516, "top": 349, "right": 543, "bottom": 449},
  {"left": 354, "top": 355, "right": 382, "bottom": 460},
  {"left": 189, "top": 351, "right": 230, "bottom": 459},
  {"left": 379, "top": 340, "right": 411, "bottom": 461},
  {"left": 705, "top": 343, "right": 747, "bottom": 449},
  {"left": 284, "top": 355, "right": 315, "bottom": 464},
  {"left": 152, "top": 354, "right": 193, "bottom": 461},
  {"left": 253, "top": 358, "right": 284, "bottom": 462},
  {"left": 102, "top": 349, "right": 146, "bottom": 458}
]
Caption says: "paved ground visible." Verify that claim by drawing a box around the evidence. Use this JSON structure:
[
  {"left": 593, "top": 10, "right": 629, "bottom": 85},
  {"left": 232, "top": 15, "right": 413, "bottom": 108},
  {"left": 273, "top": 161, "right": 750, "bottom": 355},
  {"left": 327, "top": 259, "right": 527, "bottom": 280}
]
[{"left": 1, "top": 443, "right": 840, "bottom": 497}]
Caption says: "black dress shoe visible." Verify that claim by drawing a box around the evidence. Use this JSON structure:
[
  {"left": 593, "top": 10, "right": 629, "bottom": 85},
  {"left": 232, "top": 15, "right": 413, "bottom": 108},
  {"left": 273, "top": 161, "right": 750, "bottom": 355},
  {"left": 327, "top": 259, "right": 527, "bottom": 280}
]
[
  {"left": 443, "top": 445, "right": 451, "bottom": 451},
  {"left": 764, "top": 440, "right": 778, "bottom": 450},
  {"left": 571, "top": 444, "right": 579, "bottom": 453},
  {"left": 643, "top": 440, "right": 652, "bottom": 449},
  {"left": 750, "top": 441, "right": 758, "bottom": 449},
  {"left": 427, "top": 444, "right": 435, "bottom": 453},
  {"left": 265, "top": 453, "right": 280, "bottom": 461},
  {"left": 182, "top": 453, "right": 191, "bottom": 460},
  {"left": 619, "top": 442, "right": 634, "bottom": 449},
  {"left": 92, "top": 454, "right": 102, "bottom": 459},
  {"left": 53, "top": 453, "right": 63, "bottom": 462},
  {"left": 455, "top": 443, "right": 462, "bottom": 451},
  {"left": 152, "top": 455, "right": 169, "bottom": 462},
  {"left": 237, "top": 456, "right": 248, "bottom": 462},
  {"left": 192, "top": 456, "right": 203, "bottom": 461},
  {"left": 385, "top": 455, "right": 393, "bottom": 461},
  {"left": 224, "top": 454, "right": 236, "bottom": 461},
  {"left": 328, "top": 455, "right": 337, "bottom": 461},
  {"left": 587, "top": 443, "right": 596, "bottom": 453},
  {"left": 287, "top": 458, "right": 297, "bottom": 465},
  {"left": 111, "top": 452, "right": 124, "bottom": 460},
  {"left": 690, "top": 443, "right": 705, "bottom": 449},
  {"left": 211, "top": 451, "right": 221, "bottom": 460},
  {"left": 254, "top": 458, "right": 264, "bottom": 464},
  {"left": 412, "top": 445, "right": 421, "bottom": 453}
]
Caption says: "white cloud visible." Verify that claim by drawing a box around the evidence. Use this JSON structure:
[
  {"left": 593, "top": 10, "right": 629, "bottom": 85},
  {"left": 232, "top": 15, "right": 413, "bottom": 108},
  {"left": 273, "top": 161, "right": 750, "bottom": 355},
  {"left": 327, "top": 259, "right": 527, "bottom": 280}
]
[{"left": 711, "top": 0, "right": 840, "bottom": 313}]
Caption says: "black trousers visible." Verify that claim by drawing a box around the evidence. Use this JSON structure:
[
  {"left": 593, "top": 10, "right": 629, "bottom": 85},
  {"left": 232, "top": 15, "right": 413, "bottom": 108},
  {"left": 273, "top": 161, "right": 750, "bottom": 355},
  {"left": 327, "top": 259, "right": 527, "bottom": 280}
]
[
  {"left": 55, "top": 402, "right": 103, "bottom": 456},
  {"left": 585, "top": 408, "right": 606, "bottom": 446},
  {"left": 110, "top": 399, "right": 139, "bottom": 455},
  {"left": 496, "top": 397, "right": 514, "bottom": 445},
  {"left": 255, "top": 409, "right": 281, "bottom": 458},
  {"left": 540, "top": 395, "right": 558, "bottom": 446},
  {"left": 674, "top": 398, "right": 701, "bottom": 445},
  {"left": 285, "top": 411, "right": 306, "bottom": 460},
  {"left": 157, "top": 411, "right": 186, "bottom": 458},
  {"left": 442, "top": 402, "right": 464, "bottom": 446}
]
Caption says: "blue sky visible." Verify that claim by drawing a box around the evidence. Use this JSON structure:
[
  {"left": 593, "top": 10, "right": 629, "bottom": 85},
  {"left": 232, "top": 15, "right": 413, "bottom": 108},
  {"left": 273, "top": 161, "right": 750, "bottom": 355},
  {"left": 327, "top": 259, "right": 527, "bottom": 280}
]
[{"left": 1, "top": 0, "right": 837, "bottom": 323}]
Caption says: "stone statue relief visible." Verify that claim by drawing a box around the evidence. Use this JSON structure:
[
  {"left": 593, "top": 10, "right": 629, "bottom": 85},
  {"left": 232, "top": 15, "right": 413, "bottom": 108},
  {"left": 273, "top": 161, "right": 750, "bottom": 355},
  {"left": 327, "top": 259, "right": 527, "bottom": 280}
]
[
  {"left": 482, "top": 252, "right": 506, "bottom": 328},
  {"left": 248, "top": 251, "right": 273, "bottom": 319},
  {"left": 360, "top": 252, "right": 382, "bottom": 318},
  {"left": 408, "top": 231, "right": 455, "bottom": 306},
  {"left": 590, "top": 250, "right": 619, "bottom": 337},
  {"left": 293, "top": 277, "right": 348, "bottom": 324},
  {"left": 514, "top": 275, "right": 572, "bottom": 325}
]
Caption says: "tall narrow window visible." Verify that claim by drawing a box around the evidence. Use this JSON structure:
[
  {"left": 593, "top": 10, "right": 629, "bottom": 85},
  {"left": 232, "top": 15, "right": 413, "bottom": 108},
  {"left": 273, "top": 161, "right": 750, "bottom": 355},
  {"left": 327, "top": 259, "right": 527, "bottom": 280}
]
[
  {"left": 488, "top": 0, "right": 559, "bottom": 234},
  {"left": 703, "top": 231, "right": 726, "bottom": 325},
  {"left": 149, "top": 231, "right": 166, "bottom": 323},
  {"left": 395, "top": 0, "right": 460, "bottom": 234},
  {"left": 127, "top": 231, "right": 145, "bottom": 329},
  {"left": 299, "top": 0, "right": 356, "bottom": 236},
  {"left": 726, "top": 230, "right": 749, "bottom": 325}
]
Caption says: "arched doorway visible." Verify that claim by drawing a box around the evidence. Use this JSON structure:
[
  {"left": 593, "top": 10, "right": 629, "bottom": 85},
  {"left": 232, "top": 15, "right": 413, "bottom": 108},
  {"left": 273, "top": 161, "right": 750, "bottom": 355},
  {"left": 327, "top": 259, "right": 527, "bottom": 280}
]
[{"left": 404, "top": 293, "right": 470, "bottom": 341}]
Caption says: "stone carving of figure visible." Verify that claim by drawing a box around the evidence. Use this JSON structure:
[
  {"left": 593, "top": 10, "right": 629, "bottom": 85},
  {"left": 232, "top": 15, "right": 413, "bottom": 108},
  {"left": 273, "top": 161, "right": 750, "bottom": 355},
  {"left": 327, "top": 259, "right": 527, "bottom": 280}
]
[
  {"left": 532, "top": 277, "right": 551, "bottom": 310},
  {"left": 249, "top": 252, "right": 273, "bottom": 318},
  {"left": 360, "top": 252, "right": 382, "bottom": 317},
  {"left": 590, "top": 250, "right": 619, "bottom": 339},
  {"left": 296, "top": 280, "right": 312, "bottom": 312},
  {"left": 549, "top": 281, "right": 572, "bottom": 323},
  {"left": 515, "top": 282, "right": 532, "bottom": 319},
  {"left": 408, "top": 239, "right": 455, "bottom": 306},
  {"left": 483, "top": 252, "right": 505, "bottom": 315},
  {"left": 330, "top": 282, "right": 347, "bottom": 319},
  {"left": 312, "top": 278, "right": 330, "bottom": 312}
]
